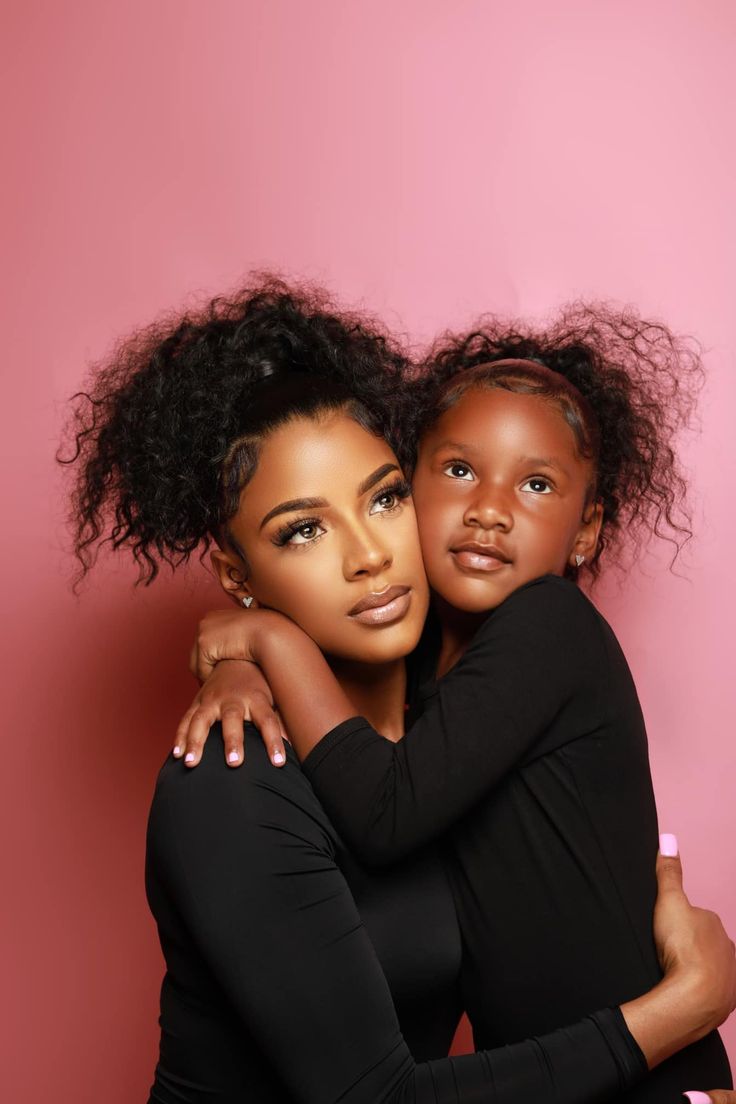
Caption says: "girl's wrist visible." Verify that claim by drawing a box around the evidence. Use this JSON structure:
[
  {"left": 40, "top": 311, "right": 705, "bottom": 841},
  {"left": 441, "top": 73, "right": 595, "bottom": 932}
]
[{"left": 621, "top": 969, "right": 714, "bottom": 1069}]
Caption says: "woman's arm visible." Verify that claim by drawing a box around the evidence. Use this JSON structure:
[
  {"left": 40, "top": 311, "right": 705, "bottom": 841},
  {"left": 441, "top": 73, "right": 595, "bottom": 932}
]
[{"left": 149, "top": 729, "right": 734, "bottom": 1103}]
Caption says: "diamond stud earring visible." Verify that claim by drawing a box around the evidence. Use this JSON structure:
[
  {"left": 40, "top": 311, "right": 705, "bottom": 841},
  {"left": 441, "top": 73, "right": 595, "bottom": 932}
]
[
  {"left": 575, "top": 554, "right": 585, "bottom": 567},
  {"left": 242, "top": 596, "right": 254, "bottom": 608}
]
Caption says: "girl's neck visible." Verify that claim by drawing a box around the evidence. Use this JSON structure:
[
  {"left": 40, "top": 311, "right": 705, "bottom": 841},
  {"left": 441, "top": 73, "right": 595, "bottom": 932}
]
[
  {"left": 433, "top": 595, "right": 488, "bottom": 679},
  {"left": 328, "top": 656, "right": 407, "bottom": 743}
]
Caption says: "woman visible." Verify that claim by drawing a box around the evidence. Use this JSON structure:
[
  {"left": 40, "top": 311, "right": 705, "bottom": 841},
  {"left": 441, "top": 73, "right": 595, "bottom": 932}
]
[{"left": 61, "top": 277, "right": 736, "bottom": 1103}]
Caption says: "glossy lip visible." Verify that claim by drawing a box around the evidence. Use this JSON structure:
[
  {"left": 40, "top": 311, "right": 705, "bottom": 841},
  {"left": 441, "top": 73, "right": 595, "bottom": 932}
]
[
  {"left": 348, "top": 585, "right": 412, "bottom": 625},
  {"left": 450, "top": 541, "right": 512, "bottom": 574}
]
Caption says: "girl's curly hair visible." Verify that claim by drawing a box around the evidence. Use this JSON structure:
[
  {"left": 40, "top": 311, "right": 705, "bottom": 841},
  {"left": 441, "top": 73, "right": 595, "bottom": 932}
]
[
  {"left": 409, "top": 303, "right": 703, "bottom": 577},
  {"left": 59, "top": 274, "right": 410, "bottom": 586}
]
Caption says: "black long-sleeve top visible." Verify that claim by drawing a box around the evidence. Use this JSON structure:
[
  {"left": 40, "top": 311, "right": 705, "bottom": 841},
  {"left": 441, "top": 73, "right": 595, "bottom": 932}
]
[
  {"left": 145, "top": 725, "right": 647, "bottom": 1103},
  {"left": 302, "top": 574, "right": 731, "bottom": 1099}
]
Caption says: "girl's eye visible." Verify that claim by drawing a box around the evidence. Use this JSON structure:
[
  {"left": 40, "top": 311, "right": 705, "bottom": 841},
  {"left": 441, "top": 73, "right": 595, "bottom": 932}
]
[
  {"left": 369, "top": 478, "right": 412, "bottom": 515},
  {"left": 443, "top": 462, "right": 474, "bottom": 481},
  {"left": 521, "top": 477, "right": 552, "bottom": 494}
]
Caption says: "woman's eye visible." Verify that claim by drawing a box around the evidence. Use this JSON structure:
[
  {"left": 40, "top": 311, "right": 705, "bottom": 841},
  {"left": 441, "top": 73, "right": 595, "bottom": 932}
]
[
  {"left": 443, "top": 462, "right": 474, "bottom": 481},
  {"left": 286, "top": 522, "right": 326, "bottom": 545},
  {"left": 521, "top": 477, "right": 552, "bottom": 494},
  {"left": 370, "top": 491, "right": 398, "bottom": 514}
]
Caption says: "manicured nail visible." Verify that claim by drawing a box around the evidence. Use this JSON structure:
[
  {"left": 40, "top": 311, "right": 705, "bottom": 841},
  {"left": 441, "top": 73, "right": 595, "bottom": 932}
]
[
  {"left": 184, "top": 752, "right": 195, "bottom": 764},
  {"left": 227, "top": 750, "right": 240, "bottom": 764},
  {"left": 273, "top": 751, "right": 286, "bottom": 765},
  {"left": 660, "top": 832, "right": 679, "bottom": 857},
  {"left": 683, "top": 1092, "right": 712, "bottom": 1103},
  {"left": 173, "top": 746, "right": 182, "bottom": 757}
]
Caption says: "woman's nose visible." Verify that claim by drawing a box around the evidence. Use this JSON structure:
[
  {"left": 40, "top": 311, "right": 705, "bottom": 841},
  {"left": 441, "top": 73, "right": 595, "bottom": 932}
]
[{"left": 343, "top": 526, "right": 393, "bottom": 579}]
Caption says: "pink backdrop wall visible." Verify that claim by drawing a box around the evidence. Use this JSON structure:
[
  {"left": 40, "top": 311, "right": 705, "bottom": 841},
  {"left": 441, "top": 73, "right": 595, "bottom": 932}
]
[{"left": 3, "top": 2, "right": 735, "bottom": 1099}]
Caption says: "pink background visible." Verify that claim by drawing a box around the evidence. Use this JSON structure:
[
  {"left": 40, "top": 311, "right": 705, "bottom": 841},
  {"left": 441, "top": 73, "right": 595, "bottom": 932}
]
[{"left": 3, "top": 2, "right": 735, "bottom": 1100}]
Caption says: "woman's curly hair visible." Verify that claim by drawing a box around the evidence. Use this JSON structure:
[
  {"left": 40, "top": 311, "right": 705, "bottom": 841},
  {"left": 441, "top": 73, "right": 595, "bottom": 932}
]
[
  {"left": 59, "top": 274, "right": 411, "bottom": 586},
  {"left": 409, "top": 303, "right": 703, "bottom": 577}
]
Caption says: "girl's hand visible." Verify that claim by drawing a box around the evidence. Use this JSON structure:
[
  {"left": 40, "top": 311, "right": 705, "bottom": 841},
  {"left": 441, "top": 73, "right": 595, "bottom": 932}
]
[
  {"left": 173, "top": 659, "right": 287, "bottom": 769},
  {"left": 190, "top": 608, "right": 292, "bottom": 682}
]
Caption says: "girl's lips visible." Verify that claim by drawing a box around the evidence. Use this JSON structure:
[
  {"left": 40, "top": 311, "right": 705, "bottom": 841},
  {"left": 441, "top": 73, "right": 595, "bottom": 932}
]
[
  {"left": 451, "top": 548, "right": 510, "bottom": 573},
  {"left": 349, "top": 586, "right": 412, "bottom": 625}
]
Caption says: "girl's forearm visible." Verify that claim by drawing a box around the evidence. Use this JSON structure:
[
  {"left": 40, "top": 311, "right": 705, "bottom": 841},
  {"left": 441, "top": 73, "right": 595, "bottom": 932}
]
[{"left": 252, "top": 615, "right": 356, "bottom": 758}]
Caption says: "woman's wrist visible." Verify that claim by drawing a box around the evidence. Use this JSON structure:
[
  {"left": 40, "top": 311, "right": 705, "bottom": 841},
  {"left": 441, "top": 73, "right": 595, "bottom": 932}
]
[{"left": 621, "top": 968, "right": 715, "bottom": 1069}]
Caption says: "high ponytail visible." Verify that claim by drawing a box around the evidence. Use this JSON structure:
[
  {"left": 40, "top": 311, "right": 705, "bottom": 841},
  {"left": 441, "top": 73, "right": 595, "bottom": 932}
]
[{"left": 59, "top": 275, "right": 409, "bottom": 585}]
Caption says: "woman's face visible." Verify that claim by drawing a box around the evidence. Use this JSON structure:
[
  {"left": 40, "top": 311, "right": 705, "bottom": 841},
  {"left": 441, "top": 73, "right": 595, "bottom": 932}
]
[{"left": 217, "top": 412, "right": 429, "bottom": 664}]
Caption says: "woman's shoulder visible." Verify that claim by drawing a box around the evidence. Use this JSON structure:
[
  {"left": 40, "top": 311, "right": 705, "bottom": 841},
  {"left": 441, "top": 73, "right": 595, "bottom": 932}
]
[{"left": 151, "top": 724, "right": 338, "bottom": 852}]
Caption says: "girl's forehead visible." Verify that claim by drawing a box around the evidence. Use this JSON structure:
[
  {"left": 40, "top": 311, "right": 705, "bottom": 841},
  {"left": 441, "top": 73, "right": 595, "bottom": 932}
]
[{"left": 430, "top": 386, "right": 576, "bottom": 447}]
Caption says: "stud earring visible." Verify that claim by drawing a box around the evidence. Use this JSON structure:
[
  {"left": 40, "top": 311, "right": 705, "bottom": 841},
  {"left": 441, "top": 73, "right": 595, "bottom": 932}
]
[
  {"left": 242, "top": 596, "right": 254, "bottom": 608},
  {"left": 574, "top": 554, "right": 585, "bottom": 567}
]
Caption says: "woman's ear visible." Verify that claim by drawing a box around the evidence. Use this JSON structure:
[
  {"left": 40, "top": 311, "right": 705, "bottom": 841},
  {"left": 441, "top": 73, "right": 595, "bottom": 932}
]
[
  {"left": 569, "top": 500, "right": 603, "bottom": 570},
  {"left": 210, "top": 549, "right": 257, "bottom": 609}
]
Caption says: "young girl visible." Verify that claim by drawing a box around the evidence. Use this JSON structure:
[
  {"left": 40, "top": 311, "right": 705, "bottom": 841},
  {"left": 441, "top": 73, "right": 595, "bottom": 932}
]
[
  {"left": 182, "top": 304, "right": 733, "bottom": 1099},
  {"left": 65, "top": 280, "right": 736, "bottom": 1103}
]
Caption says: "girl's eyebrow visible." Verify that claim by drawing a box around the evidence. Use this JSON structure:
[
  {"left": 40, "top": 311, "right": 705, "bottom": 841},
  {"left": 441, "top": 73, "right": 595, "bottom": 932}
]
[{"left": 259, "top": 464, "right": 399, "bottom": 530}]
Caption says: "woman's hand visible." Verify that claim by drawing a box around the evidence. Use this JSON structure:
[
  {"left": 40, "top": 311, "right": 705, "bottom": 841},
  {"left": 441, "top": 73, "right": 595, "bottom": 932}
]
[
  {"left": 621, "top": 835, "right": 736, "bottom": 1071},
  {"left": 189, "top": 608, "right": 292, "bottom": 682},
  {"left": 173, "top": 659, "right": 287, "bottom": 768},
  {"left": 684, "top": 1093, "right": 736, "bottom": 1103},
  {"left": 652, "top": 837, "right": 736, "bottom": 1034}
]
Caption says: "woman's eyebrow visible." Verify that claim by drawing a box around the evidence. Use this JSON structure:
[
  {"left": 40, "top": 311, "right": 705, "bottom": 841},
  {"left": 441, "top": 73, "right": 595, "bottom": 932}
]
[
  {"left": 357, "top": 463, "right": 399, "bottom": 496},
  {"left": 259, "top": 497, "right": 328, "bottom": 530}
]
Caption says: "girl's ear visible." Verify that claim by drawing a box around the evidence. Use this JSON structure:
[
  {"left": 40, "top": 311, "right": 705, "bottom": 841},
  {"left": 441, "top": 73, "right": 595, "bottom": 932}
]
[
  {"left": 210, "top": 549, "right": 257, "bottom": 609},
  {"left": 569, "top": 501, "right": 604, "bottom": 569}
]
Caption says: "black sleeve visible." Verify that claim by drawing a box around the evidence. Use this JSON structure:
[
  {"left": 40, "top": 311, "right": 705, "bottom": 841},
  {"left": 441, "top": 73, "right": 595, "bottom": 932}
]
[
  {"left": 149, "top": 729, "right": 645, "bottom": 1104},
  {"left": 302, "top": 575, "right": 601, "bottom": 864}
]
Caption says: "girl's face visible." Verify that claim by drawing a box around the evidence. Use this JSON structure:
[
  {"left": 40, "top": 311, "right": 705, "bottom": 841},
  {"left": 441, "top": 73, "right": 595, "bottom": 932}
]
[
  {"left": 214, "top": 412, "right": 429, "bottom": 663},
  {"left": 412, "top": 387, "right": 602, "bottom": 614}
]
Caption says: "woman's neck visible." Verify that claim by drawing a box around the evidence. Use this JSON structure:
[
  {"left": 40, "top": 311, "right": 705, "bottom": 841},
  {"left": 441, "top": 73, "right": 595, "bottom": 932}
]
[{"left": 328, "top": 656, "right": 407, "bottom": 743}]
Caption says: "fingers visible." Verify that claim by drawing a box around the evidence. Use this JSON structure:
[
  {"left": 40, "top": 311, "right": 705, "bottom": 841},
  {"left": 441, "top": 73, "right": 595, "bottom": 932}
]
[
  {"left": 250, "top": 693, "right": 287, "bottom": 767},
  {"left": 221, "top": 702, "right": 247, "bottom": 767},
  {"left": 173, "top": 705, "right": 198, "bottom": 759},
  {"left": 684, "top": 1092, "right": 736, "bottom": 1103},
  {"left": 182, "top": 707, "right": 215, "bottom": 767},
  {"left": 656, "top": 832, "right": 688, "bottom": 901}
]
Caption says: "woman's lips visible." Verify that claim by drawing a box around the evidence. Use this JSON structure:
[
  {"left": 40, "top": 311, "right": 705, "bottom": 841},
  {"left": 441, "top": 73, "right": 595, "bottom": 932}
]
[
  {"left": 348, "top": 585, "right": 412, "bottom": 625},
  {"left": 451, "top": 543, "right": 511, "bottom": 573}
]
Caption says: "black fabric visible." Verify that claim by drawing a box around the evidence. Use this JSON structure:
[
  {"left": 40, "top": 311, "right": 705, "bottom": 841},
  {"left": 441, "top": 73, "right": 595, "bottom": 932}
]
[
  {"left": 303, "top": 574, "right": 731, "bottom": 1099},
  {"left": 146, "top": 727, "right": 647, "bottom": 1103}
]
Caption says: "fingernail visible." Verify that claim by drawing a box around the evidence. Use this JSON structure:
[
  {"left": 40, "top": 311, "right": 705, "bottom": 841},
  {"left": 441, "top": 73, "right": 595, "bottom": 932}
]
[
  {"left": 227, "top": 751, "right": 240, "bottom": 764},
  {"left": 184, "top": 752, "right": 195, "bottom": 764},
  {"left": 173, "top": 746, "right": 182, "bottom": 757},
  {"left": 660, "top": 832, "right": 679, "bottom": 857},
  {"left": 683, "top": 1092, "right": 712, "bottom": 1103},
  {"left": 273, "top": 751, "right": 286, "bottom": 765}
]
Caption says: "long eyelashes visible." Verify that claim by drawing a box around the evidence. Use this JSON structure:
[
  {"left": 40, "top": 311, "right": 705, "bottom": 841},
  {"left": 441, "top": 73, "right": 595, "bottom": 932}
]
[
  {"left": 272, "top": 516, "right": 323, "bottom": 547},
  {"left": 271, "top": 477, "right": 412, "bottom": 549},
  {"left": 370, "top": 477, "right": 412, "bottom": 512}
]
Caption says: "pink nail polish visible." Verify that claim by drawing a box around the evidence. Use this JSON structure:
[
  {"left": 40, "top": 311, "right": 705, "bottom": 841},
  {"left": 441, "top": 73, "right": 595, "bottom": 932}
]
[
  {"left": 683, "top": 1092, "right": 712, "bottom": 1103},
  {"left": 273, "top": 751, "right": 286, "bottom": 765},
  {"left": 227, "top": 751, "right": 239, "bottom": 764},
  {"left": 660, "top": 832, "right": 678, "bottom": 857},
  {"left": 173, "top": 746, "right": 182, "bottom": 757},
  {"left": 184, "top": 752, "right": 195, "bottom": 764}
]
